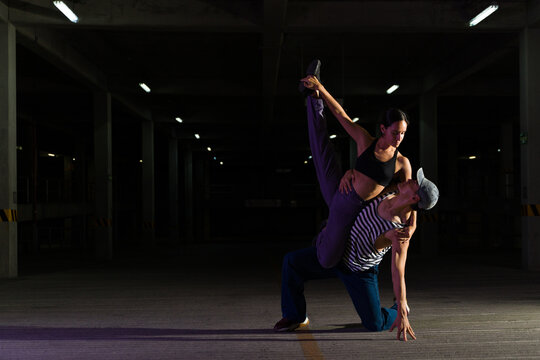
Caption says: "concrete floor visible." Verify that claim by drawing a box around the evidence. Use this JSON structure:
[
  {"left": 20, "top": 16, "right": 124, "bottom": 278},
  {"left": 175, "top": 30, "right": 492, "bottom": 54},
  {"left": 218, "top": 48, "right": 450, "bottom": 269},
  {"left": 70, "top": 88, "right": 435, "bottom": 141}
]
[{"left": 1, "top": 243, "right": 539, "bottom": 360}]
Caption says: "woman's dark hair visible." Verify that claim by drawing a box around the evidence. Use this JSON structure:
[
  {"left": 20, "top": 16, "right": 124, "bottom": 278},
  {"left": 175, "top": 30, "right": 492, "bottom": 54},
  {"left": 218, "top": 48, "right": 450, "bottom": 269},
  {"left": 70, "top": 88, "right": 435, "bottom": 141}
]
[{"left": 379, "top": 108, "right": 409, "bottom": 129}]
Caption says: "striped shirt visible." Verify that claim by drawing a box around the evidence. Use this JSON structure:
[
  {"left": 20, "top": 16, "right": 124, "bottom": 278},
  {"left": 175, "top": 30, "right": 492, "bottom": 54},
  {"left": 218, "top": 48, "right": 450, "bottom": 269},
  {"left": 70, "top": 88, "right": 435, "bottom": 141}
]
[{"left": 342, "top": 192, "right": 405, "bottom": 272}]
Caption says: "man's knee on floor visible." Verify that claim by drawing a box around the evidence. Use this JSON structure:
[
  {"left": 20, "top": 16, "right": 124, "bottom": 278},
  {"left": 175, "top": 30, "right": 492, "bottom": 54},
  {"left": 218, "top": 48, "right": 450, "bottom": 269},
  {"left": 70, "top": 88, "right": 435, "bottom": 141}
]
[{"left": 362, "top": 318, "right": 385, "bottom": 332}]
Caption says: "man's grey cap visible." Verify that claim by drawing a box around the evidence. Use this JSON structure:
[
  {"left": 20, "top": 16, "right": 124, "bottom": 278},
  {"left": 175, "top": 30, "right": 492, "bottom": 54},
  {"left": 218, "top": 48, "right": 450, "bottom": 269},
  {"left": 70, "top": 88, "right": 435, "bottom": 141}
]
[{"left": 416, "top": 168, "right": 439, "bottom": 210}]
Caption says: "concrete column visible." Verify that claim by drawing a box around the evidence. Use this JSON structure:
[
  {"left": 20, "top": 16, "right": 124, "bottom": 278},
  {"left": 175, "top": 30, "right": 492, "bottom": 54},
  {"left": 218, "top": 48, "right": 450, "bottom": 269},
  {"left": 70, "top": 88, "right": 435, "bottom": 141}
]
[
  {"left": 520, "top": 28, "right": 540, "bottom": 271},
  {"left": 419, "top": 92, "right": 439, "bottom": 257},
  {"left": 169, "top": 138, "right": 179, "bottom": 244},
  {"left": 500, "top": 123, "right": 514, "bottom": 200},
  {"left": 141, "top": 120, "right": 155, "bottom": 245},
  {"left": 0, "top": 19, "right": 17, "bottom": 278},
  {"left": 184, "top": 147, "right": 194, "bottom": 244},
  {"left": 93, "top": 92, "right": 113, "bottom": 261}
]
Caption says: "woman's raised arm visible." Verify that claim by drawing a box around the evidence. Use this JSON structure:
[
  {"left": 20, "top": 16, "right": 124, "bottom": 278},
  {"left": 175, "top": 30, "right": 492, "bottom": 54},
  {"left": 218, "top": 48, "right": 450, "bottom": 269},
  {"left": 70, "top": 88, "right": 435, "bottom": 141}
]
[{"left": 301, "top": 75, "right": 373, "bottom": 150}]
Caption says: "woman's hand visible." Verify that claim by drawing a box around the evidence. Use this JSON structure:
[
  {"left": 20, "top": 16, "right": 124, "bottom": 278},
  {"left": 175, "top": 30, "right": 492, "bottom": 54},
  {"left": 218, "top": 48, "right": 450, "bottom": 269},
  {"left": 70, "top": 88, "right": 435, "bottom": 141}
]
[
  {"left": 300, "top": 75, "right": 322, "bottom": 92},
  {"left": 339, "top": 169, "right": 355, "bottom": 194}
]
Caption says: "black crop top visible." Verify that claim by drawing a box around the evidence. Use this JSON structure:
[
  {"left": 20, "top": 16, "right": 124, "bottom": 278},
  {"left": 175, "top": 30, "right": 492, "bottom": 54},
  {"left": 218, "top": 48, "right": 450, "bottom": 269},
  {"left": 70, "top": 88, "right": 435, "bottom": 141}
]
[{"left": 354, "top": 139, "right": 398, "bottom": 186}]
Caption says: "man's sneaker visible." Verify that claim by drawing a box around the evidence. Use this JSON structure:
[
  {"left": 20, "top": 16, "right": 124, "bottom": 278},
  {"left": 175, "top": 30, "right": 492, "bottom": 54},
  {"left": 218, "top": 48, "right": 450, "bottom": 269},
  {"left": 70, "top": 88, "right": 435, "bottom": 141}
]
[
  {"left": 273, "top": 317, "right": 310, "bottom": 332},
  {"left": 299, "top": 59, "right": 321, "bottom": 96}
]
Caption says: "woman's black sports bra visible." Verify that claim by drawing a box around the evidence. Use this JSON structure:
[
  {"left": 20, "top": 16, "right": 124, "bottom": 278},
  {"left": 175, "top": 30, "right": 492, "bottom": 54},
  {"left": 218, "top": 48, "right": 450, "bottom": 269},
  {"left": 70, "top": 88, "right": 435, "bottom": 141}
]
[{"left": 354, "top": 139, "right": 398, "bottom": 187}]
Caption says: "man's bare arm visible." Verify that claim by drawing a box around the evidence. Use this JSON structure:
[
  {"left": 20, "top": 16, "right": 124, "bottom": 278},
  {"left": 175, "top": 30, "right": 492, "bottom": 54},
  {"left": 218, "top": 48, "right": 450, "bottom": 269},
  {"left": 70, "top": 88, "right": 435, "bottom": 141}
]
[{"left": 387, "top": 231, "right": 416, "bottom": 341}]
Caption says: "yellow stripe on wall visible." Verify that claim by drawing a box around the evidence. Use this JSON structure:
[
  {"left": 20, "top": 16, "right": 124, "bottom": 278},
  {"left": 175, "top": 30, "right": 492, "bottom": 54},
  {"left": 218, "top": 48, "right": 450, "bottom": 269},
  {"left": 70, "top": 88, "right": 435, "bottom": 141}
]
[
  {"left": 0, "top": 209, "right": 17, "bottom": 222},
  {"left": 522, "top": 204, "right": 540, "bottom": 216}
]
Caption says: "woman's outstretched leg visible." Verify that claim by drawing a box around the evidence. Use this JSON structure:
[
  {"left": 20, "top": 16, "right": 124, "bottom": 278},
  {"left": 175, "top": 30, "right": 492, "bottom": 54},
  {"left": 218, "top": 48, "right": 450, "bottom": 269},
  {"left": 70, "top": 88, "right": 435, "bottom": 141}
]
[
  {"left": 306, "top": 96, "right": 341, "bottom": 206},
  {"left": 306, "top": 95, "right": 365, "bottom": 268}
]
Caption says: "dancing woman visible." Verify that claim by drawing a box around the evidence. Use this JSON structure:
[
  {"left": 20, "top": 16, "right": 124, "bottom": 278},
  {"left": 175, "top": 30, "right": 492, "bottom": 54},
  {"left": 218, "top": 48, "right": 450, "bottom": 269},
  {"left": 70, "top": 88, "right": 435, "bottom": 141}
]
[{"left": 300, "top": 60, "right": 416, "bottom": 268}]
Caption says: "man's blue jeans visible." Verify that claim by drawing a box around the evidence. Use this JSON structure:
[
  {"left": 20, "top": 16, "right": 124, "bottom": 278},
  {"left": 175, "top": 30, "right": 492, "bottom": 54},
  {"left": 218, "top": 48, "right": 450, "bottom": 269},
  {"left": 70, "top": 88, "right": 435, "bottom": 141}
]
[{"left": 280, "top": 246, "right": 397, "bottom": 331}]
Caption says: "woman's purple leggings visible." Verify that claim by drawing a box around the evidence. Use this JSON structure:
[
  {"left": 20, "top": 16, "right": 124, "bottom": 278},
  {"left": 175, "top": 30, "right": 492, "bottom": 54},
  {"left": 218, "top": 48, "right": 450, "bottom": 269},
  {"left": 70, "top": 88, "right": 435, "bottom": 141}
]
[{"left": 307, "top": 97, "right": 365, "bottom": 268}]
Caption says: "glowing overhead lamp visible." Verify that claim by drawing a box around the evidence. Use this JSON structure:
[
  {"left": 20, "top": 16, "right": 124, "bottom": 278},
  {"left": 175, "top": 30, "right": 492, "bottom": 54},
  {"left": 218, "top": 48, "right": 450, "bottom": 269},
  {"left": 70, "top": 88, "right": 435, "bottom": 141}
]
[
  {"left": 469, "top": 4, "right": 499, "bottom": 27},
  {"left": 139, "top": 83, "right": 151, "bottom": 93},
  {"left": 175, "top": 117, "right": 183, "bottom": 123},
  {"left": 53, "top": 1, "right": 79, "bottom": 23},
  {"left": 386, "top": 85, "right": 399, "bottom": 94}
]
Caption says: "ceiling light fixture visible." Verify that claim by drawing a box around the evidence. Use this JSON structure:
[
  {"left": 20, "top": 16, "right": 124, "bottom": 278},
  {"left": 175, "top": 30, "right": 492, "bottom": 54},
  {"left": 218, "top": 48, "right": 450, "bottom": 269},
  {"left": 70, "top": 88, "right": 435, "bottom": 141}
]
[
  {"left": 139, "top": 83, "right": 151, "bottom": 93},
  {"left": 386, "top": 85, "right": 399, "bottom": 94},
  {"left": 53, "top": 1, "right": 79, "bottom": 23},
  {"left": 469, "top": 4, "right": 499, "bottom": 27},
  {"left": 219, "top": 161, "right": 224, "bottom": 165},
  {"left": 329, "top": 134, "right": 337, "bottom": 139},
  {"left": 175, "top": 117, "right": 183, "bottom": 123},
  {"left": 468, "top": 156, "right": 477, "bottom": 160},
  {"left": 352, "top": 117, "right": 360, "bottom": 123},
  {"left": 207, "top": 147, "right": 212, "bottom": 152},
  {"left": 194, "top": 134, "right": 200, "bottom": 139}
]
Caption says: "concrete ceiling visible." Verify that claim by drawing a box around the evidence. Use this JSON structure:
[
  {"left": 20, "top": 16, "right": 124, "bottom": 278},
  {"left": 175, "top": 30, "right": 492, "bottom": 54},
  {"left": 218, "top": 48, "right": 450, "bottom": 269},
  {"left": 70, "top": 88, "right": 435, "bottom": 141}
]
[{"left": 2, "top": 0, "right": 538, "bottom": 169}]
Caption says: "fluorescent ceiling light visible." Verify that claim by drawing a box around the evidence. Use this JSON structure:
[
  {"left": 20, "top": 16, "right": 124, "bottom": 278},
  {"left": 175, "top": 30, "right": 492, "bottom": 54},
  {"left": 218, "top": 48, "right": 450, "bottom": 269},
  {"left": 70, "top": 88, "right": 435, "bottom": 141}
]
[
  {"left": 469, "top": 4, "right": 498, "bottom": 27},
  {"left": 139, "top": 83, "right": 151, "bottom": 93},
  {"left": 352, "top": 117, "right": 359, "bottom": 123},
  {"left": 175, "top": 117, "right": 183, "bottom": 123},
  {"left": 329, "top": 134, "right": 337, "bottom": 139},
  {"left": 207, "top": 147, "right": 212, "bottom": 152},
  {"left": 194, "top": 134, "right": 200, "bottom": 139},
  {"left": 48, "top": 153, "right": 56, "bottom": 157},
  {"left": 386, "top": 85, "right": 399, "bottom": 94},
  {"left": 53, "top": 1, "right": 79, "bottom": 23},
  {"left": 468, "top": 156, "right": 477, "bottom": 160}
]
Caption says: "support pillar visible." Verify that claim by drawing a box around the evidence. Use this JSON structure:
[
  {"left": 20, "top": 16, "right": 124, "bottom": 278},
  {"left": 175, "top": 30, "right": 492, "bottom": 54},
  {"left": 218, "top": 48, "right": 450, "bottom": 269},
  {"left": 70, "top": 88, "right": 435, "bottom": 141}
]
[
  {"left": 0, "top": 19, "right": 17, "bottom": 278},
  {"left": 184, "top": 147, "right": 194, "bottom": 244},
  {"left": 141, "top": 120, "right": 155, "bottom": 245},
  {"left": 93, "top": 92, "right": 113, "bottom": 261},
  {"left": 520, "top": 28, "right": 540, "bottom": 271},
  {"left": 419, "top": 92, "right": 439, "bottom": 257},
  {"left": 169, "top": 137, "right": 179, "bottom": 244}
]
